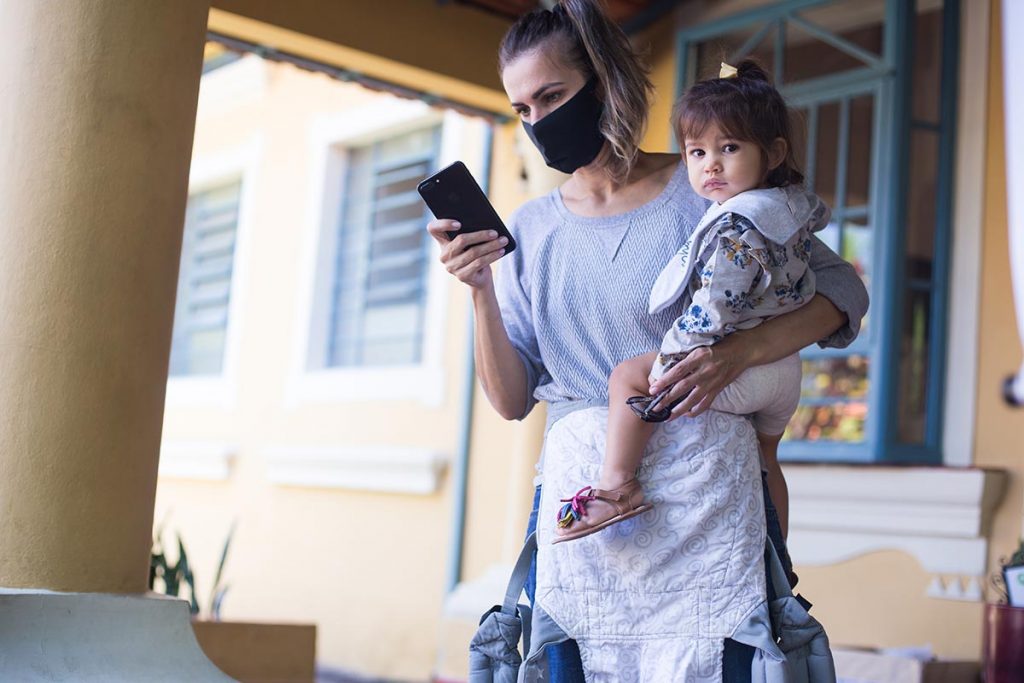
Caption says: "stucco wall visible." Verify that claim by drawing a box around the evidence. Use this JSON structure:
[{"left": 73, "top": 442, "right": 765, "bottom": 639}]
[
  {"left": 155, "top": 56, "right": 511, "bottom": 680},
  {"left": 973, "top": 0, "right": 1024, "bottom": 643}
]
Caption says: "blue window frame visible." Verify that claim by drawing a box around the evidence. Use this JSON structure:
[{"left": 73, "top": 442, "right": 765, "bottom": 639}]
[
  {"left": 326, "top": 126, "right": 441, "bottom": 368},
  {"left": 675, "top": 0, "right": 960, "bottom": 463}
]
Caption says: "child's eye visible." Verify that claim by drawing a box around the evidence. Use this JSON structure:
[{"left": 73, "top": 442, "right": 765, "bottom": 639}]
[
  {"left": 689, "top": 149, "right": 705, "bottom": 158},
  {"left": 723, "top": 143, "right": 739, "bottom": 153}
]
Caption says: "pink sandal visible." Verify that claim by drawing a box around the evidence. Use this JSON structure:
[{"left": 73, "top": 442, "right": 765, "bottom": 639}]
[{"left": 552, "top": 478, "right": 652, "bottom": 544}]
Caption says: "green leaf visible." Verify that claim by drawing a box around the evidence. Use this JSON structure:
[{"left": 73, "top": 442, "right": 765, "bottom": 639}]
[
  {"left": 208, "top": 521, "right": 236, "bottom": 615},
  {"left": 1009, "top": 539, "right": 1024, "bottom": 567},
  {"left": 177, "top": 535, "right": 198, "bottom": 613}
]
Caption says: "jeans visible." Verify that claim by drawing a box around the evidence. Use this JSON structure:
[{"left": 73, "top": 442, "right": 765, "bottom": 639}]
[
  {"left": 763, "top": 471, "right": 795, "bottom": 593},
  {"left": 525, "top": 486, "right": 586, "bottom": 682},
  {"left": 525, "top": 476, "right": 792, "bottom": 683}
]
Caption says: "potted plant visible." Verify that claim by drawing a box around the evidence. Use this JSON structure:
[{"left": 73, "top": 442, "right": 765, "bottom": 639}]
[
  {"left": 984, "top": 539, "right": 1024, "bottom": 682},
  {"left": 149, "top": 520, "right": 229, "bottom": 618},
  {"left": 151, "top": 522, "right": 317, "bottom": 683}
]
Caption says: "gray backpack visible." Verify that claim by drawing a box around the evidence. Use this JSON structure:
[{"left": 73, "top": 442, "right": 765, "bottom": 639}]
[
  {"left": 731, "top": 539, "right": 838, "bottom": 683},
  {"left": 467, "top": 533, "right": 570, "bottom": 683}
]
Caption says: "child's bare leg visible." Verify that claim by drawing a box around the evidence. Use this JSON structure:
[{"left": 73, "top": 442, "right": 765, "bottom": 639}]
[
  {"left": 601, "top": 352, "right": 659, "bottom": 490},
  {"left": 553, "top": 352, "right": 659, "bottom": 543},
  {"left": 757, "top": 431, "right": 789, "bottom": 539}
]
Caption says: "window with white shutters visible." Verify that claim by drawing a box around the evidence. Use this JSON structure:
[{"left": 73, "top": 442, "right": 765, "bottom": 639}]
[
  {"left": 326, "top": 126, "right": 440, "bottom": 367},
  {"left": 169, "top": 181, "right": 241, "bottom": 377}
]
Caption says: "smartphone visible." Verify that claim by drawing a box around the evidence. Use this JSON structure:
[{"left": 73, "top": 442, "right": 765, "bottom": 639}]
[{"left": 417, "top": 161, "right": 517, "bottom": 255}]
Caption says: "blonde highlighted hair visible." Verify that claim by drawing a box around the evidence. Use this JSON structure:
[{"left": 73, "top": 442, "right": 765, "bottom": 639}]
[{"left": 498, "top": 0, "right": 653, "bottom": 182}]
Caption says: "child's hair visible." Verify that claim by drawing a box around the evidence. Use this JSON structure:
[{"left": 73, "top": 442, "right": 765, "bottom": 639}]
[{"left": 673, "top": 60, "right": 803, "bottom": 188}]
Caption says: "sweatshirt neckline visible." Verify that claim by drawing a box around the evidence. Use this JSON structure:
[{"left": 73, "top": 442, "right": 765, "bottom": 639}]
[{"left": 549, "top": 160, "right": 689, "bottom": 227}]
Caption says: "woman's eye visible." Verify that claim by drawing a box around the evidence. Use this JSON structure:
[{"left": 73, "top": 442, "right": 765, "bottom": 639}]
[{"left": 544, "top": 92, "right": 562, "bottom": 104}]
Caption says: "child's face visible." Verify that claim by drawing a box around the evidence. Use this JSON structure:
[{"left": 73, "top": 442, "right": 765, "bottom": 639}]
[{"left": 683, "top": 122, "right": 767, "bottom": 203}]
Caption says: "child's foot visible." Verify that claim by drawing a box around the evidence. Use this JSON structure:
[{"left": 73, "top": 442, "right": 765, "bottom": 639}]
[
  {"left": 626, "top": 388, "right": 689, "bottom": 423},
  {"left": 552, "top": 478, "right": 652, "bottom": 544}
]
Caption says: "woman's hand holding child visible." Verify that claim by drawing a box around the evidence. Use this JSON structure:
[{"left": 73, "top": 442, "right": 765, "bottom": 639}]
[{"left": 647, "top": 331, "right": 754, "bottom": 419}]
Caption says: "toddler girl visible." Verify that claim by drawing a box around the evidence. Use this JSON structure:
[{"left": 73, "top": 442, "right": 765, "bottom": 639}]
[{"left": 554, "top": 60, "right": 827, "bottom": 543}]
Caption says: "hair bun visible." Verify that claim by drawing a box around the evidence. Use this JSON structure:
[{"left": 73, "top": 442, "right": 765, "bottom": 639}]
[{"left": 735, "top": 60, "right": 771, "bottom": 83}]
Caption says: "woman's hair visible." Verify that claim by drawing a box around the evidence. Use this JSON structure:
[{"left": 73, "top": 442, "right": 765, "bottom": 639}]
[
  {"left": 498, "top": 0, "right": 653, "bottom": 181},
  {"left": 673, "top": 60, "right": 803, "bottom": 187}
]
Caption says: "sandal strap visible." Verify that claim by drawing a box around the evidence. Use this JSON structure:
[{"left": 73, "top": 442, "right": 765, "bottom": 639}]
[
  {"left": 589, "top": 488, "right": 627, "bottom": 511},
  {"left": 556, "top": 479, "right": 644, "bottom": 528},
  {"left": 589, "top": 479, "right": 642, "bottom": 514}
]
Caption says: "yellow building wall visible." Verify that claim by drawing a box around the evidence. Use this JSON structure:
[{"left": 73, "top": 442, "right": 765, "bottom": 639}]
[
  {"left": 155, "top": 54, "right": 524, "bottom": 680},
  {"left": 974, "top": 0, "right": 1024, "bottom": 635},
  {"left": 638, "top": 18, "right": 679, "bottom": 152}
]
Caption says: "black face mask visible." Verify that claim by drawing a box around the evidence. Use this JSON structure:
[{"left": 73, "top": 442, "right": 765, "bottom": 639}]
[{"left": 522, "top": 78, "right": 605, "bottom": 174}]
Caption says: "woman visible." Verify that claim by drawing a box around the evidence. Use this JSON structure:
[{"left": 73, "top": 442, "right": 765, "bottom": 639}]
[{"left": 427, "top": 1, "right": 866, "bottom": 680}]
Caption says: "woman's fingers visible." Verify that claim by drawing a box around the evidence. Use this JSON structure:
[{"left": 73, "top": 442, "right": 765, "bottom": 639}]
[
  {"left": 660, "top": 370, "right": 721, "bottom": 420},
  {"left": 655, "top": 377, "right": 698, "bottom": 417},
  {"left": 650, "top": 347, "right": 707, "bottom": 394},
  {"left": 426, "top": 219, "right": 460, "bottom": 246},
  {"left": 670, "top": 383, "right": 717, "bottom": 418},
  {"left": 428, "top": 222, "right": 509, "bottom": 287},
  {"left": 441, "top": 230, "right": 502, "bottom": 263},
  {"left": 445, "top": 234, "right": 508, "bottom": 274},
  {"left": 452, "top": 248, "right": 506, "bottom": 282}
]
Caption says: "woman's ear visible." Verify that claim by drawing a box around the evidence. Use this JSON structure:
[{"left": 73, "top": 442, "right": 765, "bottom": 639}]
[{"left": 767, "top": 137, "right": 788, "bottom": 170}]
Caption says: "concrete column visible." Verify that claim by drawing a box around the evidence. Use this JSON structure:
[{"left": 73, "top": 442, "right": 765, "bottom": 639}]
[{"left": 0, "top": 0, "right": 211, "bottom": 593}]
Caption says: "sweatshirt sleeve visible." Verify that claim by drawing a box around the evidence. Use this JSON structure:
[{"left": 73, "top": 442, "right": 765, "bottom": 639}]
[{"left": 808, "top": 236, "right": 870, "bottom": 349}]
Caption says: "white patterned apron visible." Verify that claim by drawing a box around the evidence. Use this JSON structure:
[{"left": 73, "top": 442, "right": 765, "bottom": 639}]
[{"left": 535, "top": 407, "right": 769, "bottom": 682}]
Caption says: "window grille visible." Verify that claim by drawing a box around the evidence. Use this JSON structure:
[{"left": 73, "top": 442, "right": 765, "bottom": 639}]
[
  {"left": 169, "top": 181, "right": 242, "bottom": 377},
  {"left": 327, "top": 127, "right": 440, "bottom": 367}
]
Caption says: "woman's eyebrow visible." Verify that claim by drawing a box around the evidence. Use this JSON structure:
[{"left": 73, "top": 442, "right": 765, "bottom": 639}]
[
  {"left": 532, "top": 81, "right": 563, "bottom": 99},
  {"left": 509, "top": 81, "right": 565, "bottom": 108}
]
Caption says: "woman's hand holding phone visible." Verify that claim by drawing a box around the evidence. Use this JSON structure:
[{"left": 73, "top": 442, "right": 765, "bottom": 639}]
[{"left": 426, "top": 219, "right": 509, "bottom": 290}]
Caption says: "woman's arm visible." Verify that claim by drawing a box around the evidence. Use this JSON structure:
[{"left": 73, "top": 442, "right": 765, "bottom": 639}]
[
  {"left": 805, "top": 235, "right": 870, "bottom": 348},
  {"left": 648, "top": 231, "right": 868, "bottom": 419},
  {"left": 648, "top": 294, "right": 846, "bottom": 418},
  {"left": 471, "top": 284, "right": 531, "bottom": 420},
  {"left": 427, "top": 218, "right": 537, "bottom": 420}
]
